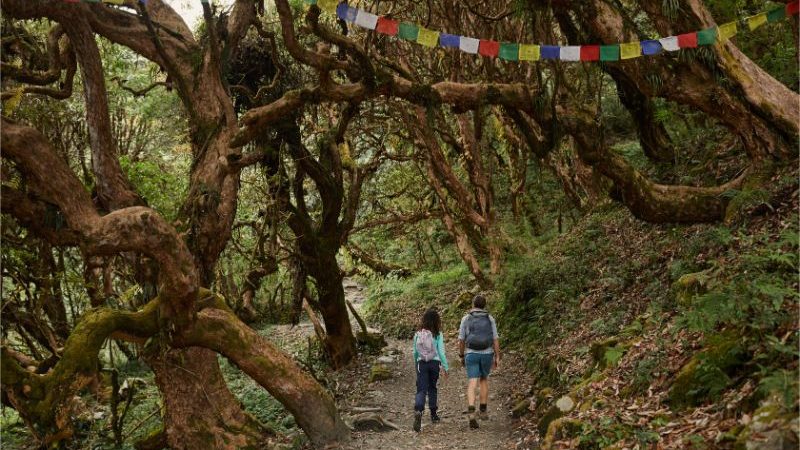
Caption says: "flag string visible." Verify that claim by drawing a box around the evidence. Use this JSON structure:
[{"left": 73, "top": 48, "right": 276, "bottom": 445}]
[{"left": 62, "top": 0, "right": 799, "bottom": 62}]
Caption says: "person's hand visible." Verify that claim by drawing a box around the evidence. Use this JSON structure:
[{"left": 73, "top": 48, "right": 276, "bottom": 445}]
[
  {"left": 459, "top": 354, "right": 465, "bottom": 366},
  {"left": 441, "top": 368, "right": 449, "bottom": 379},
  {"left": 493, "top": 355, "right": 500, "bottom": 370}
]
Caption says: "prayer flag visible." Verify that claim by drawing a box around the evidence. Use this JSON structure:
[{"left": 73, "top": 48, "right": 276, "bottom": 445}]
[
  {"left": 317, "top": 0, "right": 337, "bottom": 12},
  {"left": 696, "top": 27, "right": 717, "bottom": 45},
  {"left": 580, "top": 45, "right": 600, "bottom": 61},
  {"left": 767, "top": 6, "right": 786, "bottom": 22},
  {"left": 641, "top": 40, "right": 662, "bottom": 55},
  {"left": 398, "top": 22, "right": 419, "bottom": 41},
  {"left": 439, "top": 33, "right": 461, "bottom": 48},
  {"left": 499, "top": 43, "right": 519, "bottom": 61},
  {"left": 459, "top": 37, "right": 480, "bottom": 54},
  {"left": 518, "top": 44, "right": 540, "bottom": 61},
  {"left": 677, "top": 32, "right": 698, "bottom": 48},
  {"left": 718, "top": 22, "right": 737, "bottom": 41},
  {"left": 748, "top": 12, "right": 767, "bottom": 30},
  {"left": 355, "top": 10, "right": 379, "bottom": 29},
  {"left": 540, "top": 45, "right": 560, "bottom": 60},
  {"left": 337, "top": 3, "right": 357, "bottom": 22},
  {"left": 788, "top": 1, "right": 799, "bottom": 15},
  {"left": 375, "top": 17, "right": 399, "bottom": 36},
  {"left": 620, "top": 41, "right": 641, "bottom": 59},
  {"left": 102, "top": 0, "right": 126, "bottom": 4},
  {"left": 478, "top": 40, "right": 500, "bottom": 57},
  {"left": 560, "top": 46, "right": 581, "bottom": 61},
  {"left": 417, "top": 28, "right": 439, "bottom": 47},
  {"left": 659, "top": 36, "right": 680, "bottom": 51},
  {"left": 599, "top": 45, "right": 619, "bottom": 61}
]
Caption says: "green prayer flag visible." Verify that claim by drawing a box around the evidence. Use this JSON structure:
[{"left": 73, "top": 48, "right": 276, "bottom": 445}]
[
  {"left": 398, "top": 23, "right": 419, "bottom": 41},
  {"left": 697, "top": 27, "right": 717, "bottom": 45},
  {"left": 599, "top": 45, "right": 619, "bottom": 61},
  {"left": 767, "top": 6, "right": 787, "bottom": 22},
  {"left": 499, "top": 43, "right": 519, "bottom": 61}
]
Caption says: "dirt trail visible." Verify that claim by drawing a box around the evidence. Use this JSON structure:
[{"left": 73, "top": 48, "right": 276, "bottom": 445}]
[{"left": 338, "top": 280, "right": 518, "bottom": 450}]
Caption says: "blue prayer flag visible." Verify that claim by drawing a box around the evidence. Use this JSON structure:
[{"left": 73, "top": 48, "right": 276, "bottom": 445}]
[
  {"left": 540, "top": 45, "right": 560, "bottom": 60},
  {"left": 337, "top": 3, "right": 357, "bottom": 22},
  {"left": 439, "top": 33, "right": 461, "bottom": 48},
  {"left": 641, "top": 40, "right": 662, "bottom": 55}
]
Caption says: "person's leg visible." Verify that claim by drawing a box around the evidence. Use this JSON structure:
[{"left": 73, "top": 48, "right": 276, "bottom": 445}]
[
  {"left": 414, "top": 361, "right": 427, "bottom": 431},
  {"left": 478, "top": 353, "right": 492, "bottom": 418},
  {"left": 429, "top": 361, "right": 440, "bottom": 421},
  {"left": 464, "top": 354, "right": 480, "bottom": 429}
]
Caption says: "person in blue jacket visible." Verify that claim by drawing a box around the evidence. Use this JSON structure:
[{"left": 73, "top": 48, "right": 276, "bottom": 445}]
[{"left": 412, "top": 308, "right": 449, "bottom": 431}]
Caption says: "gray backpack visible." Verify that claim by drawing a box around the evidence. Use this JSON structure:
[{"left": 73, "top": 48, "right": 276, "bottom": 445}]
[
  {"left": 415, "top": 329, "right": 437, "bottom": 362},
  {"left": 465, "top": 311, "right": 493, "bottom": 350}
]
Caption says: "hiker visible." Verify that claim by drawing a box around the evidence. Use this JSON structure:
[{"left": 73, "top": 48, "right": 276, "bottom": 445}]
[
  {"left": 458, "top": 294, "right": 500, "bottom": 429},
  {"left": 412, "top": 307, "right": 449, "bottom": 432}
]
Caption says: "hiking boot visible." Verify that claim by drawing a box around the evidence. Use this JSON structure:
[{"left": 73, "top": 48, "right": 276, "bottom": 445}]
[
  {"left": 413, "top": 411, "right": 422, "bottom": 432},
  {"left": 479, "top": 410, "right": 489, "bottom": 420},
  {"left": 468, "top": 413, "right": 479, "bottom": 429},
  {"left": 431, "top": 410, "right": 441, "bottom": 423}
]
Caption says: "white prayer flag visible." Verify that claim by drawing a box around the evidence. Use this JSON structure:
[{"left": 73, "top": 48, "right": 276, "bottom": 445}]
[
  {"left": 659, "top": 36, "right": 680, "bottom": 51},
  {"left": 560, "top": 46, "right": 581, "bottom": 61},
  {"left": 459, "top": 37, "right": 480, "bottom": 54},
  {"left": 355, "top": 10, "right": 379, "bottom": 30}
]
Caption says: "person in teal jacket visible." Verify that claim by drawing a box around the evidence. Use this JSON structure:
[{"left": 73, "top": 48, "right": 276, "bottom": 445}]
[{"left": 412, "top": 308, "right": 448, "bottom": 431}]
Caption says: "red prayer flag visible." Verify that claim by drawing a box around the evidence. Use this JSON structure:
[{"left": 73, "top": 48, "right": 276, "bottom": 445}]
[
  {"left": 677, "top": 32, "right": 698, "bottom": 48},
  {"left": 580, "top": 45, "right": 600, "bottom": 61},
  {"left": 788, "top": 1, "right": 799, "bottom": 15},
  {"left": 478, "top": 40, "right": 500, "bottom": 58},
  {"left": 375, "top": 17, "right": 399, "bottom": 36}
]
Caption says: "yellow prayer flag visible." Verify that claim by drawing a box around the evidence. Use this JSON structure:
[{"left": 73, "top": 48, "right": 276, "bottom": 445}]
[
  {"left": 102, "top": 0, "right": 126, "bottom": 4},
  {"left": 620, "top": 41, "right": 641, "bottom": 60},
  {"left": 747, "top": 13, "right": 767, "bottom": 30},
  {"left": 518, "top": 44, "right": 540, "bottom": 61},
  {"left": 416, "top": 28, "right": 439, "bottom": 48},
  {"left": 718, "top": 22, "right": 737, "bottom": 41},
  {"left": 317, "top": 0, "right": 338, "bottom": 13}
]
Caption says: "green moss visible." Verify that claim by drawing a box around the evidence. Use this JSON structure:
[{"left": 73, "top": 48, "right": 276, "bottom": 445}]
[
  {"left": 668, "top": 331, "right": 748, "bottom": 409},
  {"left": 369, "top": 364, "right": 392, "bottom": 383}
]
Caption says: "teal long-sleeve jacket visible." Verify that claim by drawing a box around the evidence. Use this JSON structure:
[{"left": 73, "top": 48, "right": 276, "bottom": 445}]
[{"left": 412, "top": 332, "right": 449, "bottom": 372}]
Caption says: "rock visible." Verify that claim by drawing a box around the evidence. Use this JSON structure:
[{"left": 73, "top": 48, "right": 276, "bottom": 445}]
[
  {"left": 369, "top": 364, "right": 392, "bottom": 382},
  {"left": 350, "top": 406, "right": 382, "bottom": 413},
  {"left": 454, "top": 291, "right": 472, "bottom": 309},
  {"left": 734, "top": 396, "right": 799, "bottom": 450},
  {"left": 589, "top": 337, "right": 627, "bottom": 369},
  {"left": 538, "top": 395, "right": 576, "bottom": 435},
  {"left": 377, "top": 355, "right": 394, "bottom": 364},
  {"left": 542, "top": 418, "right": 583, "bottom": 447},
  {"left": 349, "top": 413, "right": 400, "bottom": 432},
  {"left": 512, "top": 398, "right": 533, "bottom": 418}
]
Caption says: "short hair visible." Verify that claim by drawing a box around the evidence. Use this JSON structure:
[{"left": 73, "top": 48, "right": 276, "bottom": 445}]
[{"left": 472, "top": 294, "right": 486, "bottom": 309}]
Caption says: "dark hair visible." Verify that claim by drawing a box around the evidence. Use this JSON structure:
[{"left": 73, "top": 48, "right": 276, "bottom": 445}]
[
  {"left": 420, "top": 308, "right": 441, "bottom": 337},
  {"left": 472, "top": 294, "right": 487, "bottom": 309}
]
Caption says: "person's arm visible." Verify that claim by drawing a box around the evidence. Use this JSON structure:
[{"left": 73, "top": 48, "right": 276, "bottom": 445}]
[
  {"left": 491, "top": 316, "right": 500, "bottom": 367},
  {"left": 436, "top": 334, "right": 449, "bottom": 372},
  {"left": 412, "top": 333, "right": 419, "bottom": 362},
  {"left": 457, "top": 316, "right": 467, "bottom": 362}
]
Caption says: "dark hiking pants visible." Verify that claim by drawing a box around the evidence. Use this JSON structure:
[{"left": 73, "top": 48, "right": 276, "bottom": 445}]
[{"left": 414, "top": 359, "right": 440, "bottom": 412}]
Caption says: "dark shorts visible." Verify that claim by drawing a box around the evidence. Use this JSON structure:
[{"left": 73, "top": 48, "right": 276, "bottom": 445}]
[{"left": 465, "top": 353, "right": 493, "bottom": 379}]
